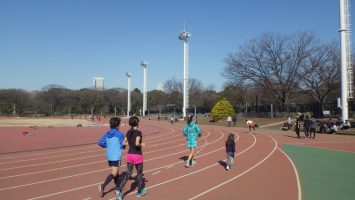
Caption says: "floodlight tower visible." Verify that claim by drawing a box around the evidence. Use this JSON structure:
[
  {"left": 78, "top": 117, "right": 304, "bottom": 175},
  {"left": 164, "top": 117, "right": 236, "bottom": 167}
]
[
  {"left": 140, "top": 61, "right": 148, "bottom": 116},
  {"left": 178, "top": 30, "right": 191, "bottom": 118},
  {"left": 339, "top": 0, "right": 353, "bottom": 122},
  {"left": 125, "top": 72, "right": 132, "bottom": 117}
]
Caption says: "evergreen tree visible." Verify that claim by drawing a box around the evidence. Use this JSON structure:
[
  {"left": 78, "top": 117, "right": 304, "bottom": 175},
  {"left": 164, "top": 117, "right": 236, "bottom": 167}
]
[{"left": 211, "top": 99, "right": 235, "bottom": 121}]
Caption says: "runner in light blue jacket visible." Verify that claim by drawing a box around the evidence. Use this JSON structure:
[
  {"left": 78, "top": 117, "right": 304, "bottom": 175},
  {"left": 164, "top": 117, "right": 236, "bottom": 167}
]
[
  {"left": 97, "top": 117, "right": 125, "bottom": 197},
  {"left": 183, "top": 115, "right": 201, "bottom": 168}
]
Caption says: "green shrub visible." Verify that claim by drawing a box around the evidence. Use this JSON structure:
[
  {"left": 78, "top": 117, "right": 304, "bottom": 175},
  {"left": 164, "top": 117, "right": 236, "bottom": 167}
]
[{"left": 211, "top": 99, "right": 235, "bottom": 121}]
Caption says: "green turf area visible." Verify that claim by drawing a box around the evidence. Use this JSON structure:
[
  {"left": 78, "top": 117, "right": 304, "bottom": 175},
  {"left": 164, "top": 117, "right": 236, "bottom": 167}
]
[{"left": 282, "top": 144, "right": 355, "bottom": 200}]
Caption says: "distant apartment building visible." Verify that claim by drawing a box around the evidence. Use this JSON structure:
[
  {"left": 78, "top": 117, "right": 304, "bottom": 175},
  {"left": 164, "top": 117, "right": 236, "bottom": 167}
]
[{"left": 93, "top": 77, "right": 104, "bottom": 90}]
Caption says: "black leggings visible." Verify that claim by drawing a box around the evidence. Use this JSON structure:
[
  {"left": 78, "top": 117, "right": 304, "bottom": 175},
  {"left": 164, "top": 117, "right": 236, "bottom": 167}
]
[{"left": 118, "top": 162, "right": 145, "bottom": 193}]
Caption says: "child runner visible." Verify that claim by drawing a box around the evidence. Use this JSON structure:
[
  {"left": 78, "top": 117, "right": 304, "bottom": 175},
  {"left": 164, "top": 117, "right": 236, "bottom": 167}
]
[
  {"left": 183, "top": 115, "right": 202, "bottom": 168},
  {"left": 98, "top": 117, "right": 125, "bottom": 197},
  {"left": 246, "top": 119, "right": 256, "bottom": 133},
  {"left": 116, "top": 116, "right": 147, "bottom": 200},
  {"left": 225, "top": 133, "right": 235, "bottom": 170}
]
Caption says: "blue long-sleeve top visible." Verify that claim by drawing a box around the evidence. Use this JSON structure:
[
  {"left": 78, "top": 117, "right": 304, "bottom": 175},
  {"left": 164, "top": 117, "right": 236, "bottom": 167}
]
[
  {"left": 183, "top": 123, "right": 201, "bottom": 142},
  {"left": 98, "top": 128, "right": 125, "bottom": 161}
]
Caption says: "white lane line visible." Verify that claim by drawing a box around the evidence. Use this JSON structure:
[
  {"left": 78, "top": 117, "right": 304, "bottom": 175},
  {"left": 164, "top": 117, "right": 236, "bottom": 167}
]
[
  {"left": 277, "top": 147, "right": 302, "bottom": 200},
  {"left": 152, "top": 171, "right": 161, "bottom": 175},
  {"left": 0, "top": 145, "right": 98, "bottom": 160},
  {"left": 0, "top": 124, "right": 172, "bottom": 162},
  {"left": 1, "top": 132, "right": 204, "bottom": 171},
  {"left": 1, "top": 154, "right": 102, "bottom": 171},
  {"left": 25, "top": 130, "right": 228, "bottom": 199},
  {"left": 1, "top": 131, "right": 218, "bottom": 191},
  {"left": 165, "top": 165, "right": 173, "bottom": 169},
  {"left": 115, "top": 133, "right": 255, "bottom": 200},
  {"left": 188, "top": 133, "right": 276, "bottom": 200},
  {"left": 0, "top": 149, "right": 102, "bottom": 165},
  {"left": 82, "top": 198, "right": 91, "bottom": 200}
]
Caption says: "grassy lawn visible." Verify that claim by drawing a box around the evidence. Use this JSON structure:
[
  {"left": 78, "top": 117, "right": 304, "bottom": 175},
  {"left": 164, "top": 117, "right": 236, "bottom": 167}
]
[{"left": 283, "top": 144, "right": 355, "bottom": 200}]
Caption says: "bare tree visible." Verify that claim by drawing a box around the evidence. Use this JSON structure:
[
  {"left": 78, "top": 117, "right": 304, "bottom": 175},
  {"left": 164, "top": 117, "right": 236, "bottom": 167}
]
[
  {"left": 224, "top": 32, "right": 318, "bottom": 111},
  {"left": 163, "top": 77, "right": 183, "bottom": 94},
  {"left": 300, "top": 41, "right": 341, "bottom": 117}
]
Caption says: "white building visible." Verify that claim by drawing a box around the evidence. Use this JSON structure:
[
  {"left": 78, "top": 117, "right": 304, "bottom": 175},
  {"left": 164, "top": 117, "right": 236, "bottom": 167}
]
[{"left": 93, "top": 77, "right": 104, "bottom": 90}]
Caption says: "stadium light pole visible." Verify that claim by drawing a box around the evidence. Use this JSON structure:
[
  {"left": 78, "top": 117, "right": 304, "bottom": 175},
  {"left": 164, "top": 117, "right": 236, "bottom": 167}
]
[
  {"left": 125, "top": 72, "right": 132, "bottom": 117},
  {"left": 178, "top": 30, "right": 191, "bottom": 118},
  {"left": 140, "top": 61, "right": 148, "bottom": 116},
  {"left": 339, "top": 0, "right": 353, "bottom": 122}
]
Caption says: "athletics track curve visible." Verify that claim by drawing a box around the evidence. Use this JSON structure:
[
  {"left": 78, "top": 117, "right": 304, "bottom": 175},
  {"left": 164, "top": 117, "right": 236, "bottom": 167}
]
[{"left": 0, "top": 119, "right": 319, "bottom": 200}]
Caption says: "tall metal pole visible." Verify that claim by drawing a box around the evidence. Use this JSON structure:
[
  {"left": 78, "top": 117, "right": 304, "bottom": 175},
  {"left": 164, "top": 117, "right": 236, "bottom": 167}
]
[
  {"left": 126, "top": 72, "right": 132, "bottom": 117},
  {"left": 140, "top": 61, "right": 148, "bottom": 116},
  {"left": 339, "top": 0, "right": 349, "bottom": 122},
  {"left": 179, "top": 31, "right": 191, "bottom": 118}
]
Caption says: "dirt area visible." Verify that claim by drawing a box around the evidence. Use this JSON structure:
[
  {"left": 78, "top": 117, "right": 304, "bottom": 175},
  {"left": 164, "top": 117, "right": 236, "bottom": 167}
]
[{"left": 0, "top": 117, "right": 96, "bottom": 127}]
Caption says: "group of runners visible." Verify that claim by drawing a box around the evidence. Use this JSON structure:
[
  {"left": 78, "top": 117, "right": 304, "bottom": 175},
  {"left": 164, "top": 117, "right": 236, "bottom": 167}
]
[{"left": 97, "top": 115, "right": 240, "bottom": 199}]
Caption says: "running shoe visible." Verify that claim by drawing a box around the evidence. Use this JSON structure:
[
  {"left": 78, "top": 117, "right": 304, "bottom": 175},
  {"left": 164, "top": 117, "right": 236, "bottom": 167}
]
[
  {"left": 185, "top": 160, "right": 190, "bottom": 168},
  {"left": 136, "top": 188, "right": 148, "bottom": 197},
  {"left": 116, "top": 190, "right": 123, "bottom": 200},
  {"left": 98, "top": 184, "right": 104, "bottom": 197}
]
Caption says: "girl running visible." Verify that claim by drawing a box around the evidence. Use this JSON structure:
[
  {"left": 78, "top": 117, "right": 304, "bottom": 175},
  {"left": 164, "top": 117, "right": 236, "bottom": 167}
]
[
  {"left": 116, "top": 116, "right": 147, "bottom": 200},
  {"left": 183, "top": 115, "right": 202, "bottom": 168}
]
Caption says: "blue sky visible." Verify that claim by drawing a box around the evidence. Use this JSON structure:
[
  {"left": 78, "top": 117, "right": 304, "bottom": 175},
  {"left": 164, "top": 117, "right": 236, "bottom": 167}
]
[{"left": 0, "top": 0, "right": 351, "bottom": 92}]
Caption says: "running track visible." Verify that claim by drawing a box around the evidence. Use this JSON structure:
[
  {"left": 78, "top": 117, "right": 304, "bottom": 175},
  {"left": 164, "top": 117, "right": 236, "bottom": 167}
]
[{"left": 1, "top": 120, "right": 355, "bottom": 200}]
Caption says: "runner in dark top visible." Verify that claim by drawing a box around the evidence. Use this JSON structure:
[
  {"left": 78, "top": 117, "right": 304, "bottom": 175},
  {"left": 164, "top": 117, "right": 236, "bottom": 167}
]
[{"left": 116, "top": 116, "right": 147, "bottom": 200}]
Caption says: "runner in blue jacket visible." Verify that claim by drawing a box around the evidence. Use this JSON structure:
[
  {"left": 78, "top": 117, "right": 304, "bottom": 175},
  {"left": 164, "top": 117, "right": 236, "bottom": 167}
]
[
  {"left": 97, "top": 117, "right": 125, "bottom": 197},
  {"left": 183, "top": 115, "right": 201, "bottom": 167}
]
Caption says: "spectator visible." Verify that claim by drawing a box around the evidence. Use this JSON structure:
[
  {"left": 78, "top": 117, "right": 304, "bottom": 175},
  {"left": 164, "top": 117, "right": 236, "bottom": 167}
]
[
  {"left": 287, "top": 116, "right": 292, "bottom": 130},
  {"left": 303, "top": 116, "right": 311, "bottom": 137},
  {"left": 232, "top": 114, "right": 237, "bottom": 127},
  {"left": 227, "top": 116, "right": 232, "bottom": 127},
  {"left": 341, "top": 120, "right": 351, "bottom": 129},
  {"left": 330, "top": 124, "right": 337, "bottom": 134},
  {"left": 308, "top": 117, "right": 317, "bottom": 139}
]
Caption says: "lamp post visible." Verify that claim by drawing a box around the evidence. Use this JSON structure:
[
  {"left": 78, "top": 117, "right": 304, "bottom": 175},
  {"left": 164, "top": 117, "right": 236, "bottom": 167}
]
[
  {"left": 140, "top": 61, "right": 148, "bottom": 116},
  {"left": 178, "top": 30, "right": 191, "bottom": 118},
  {"left": 125, "top": 72, "right": 132, "bottom": 117},
  {"left": 339, "top": 0, "right": 353, "bottom": 122}
]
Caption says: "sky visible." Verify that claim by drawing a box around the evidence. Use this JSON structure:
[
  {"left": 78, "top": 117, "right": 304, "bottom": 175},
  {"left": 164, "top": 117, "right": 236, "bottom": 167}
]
[{"left": 0, "top": 0, "right": 352, "bottom": 92}]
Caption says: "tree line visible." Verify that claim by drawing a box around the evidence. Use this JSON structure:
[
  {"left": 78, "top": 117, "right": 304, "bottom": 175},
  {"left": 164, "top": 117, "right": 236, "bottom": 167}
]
[{"left": 0, "top": 32, "right": 351, "bottom": 118}]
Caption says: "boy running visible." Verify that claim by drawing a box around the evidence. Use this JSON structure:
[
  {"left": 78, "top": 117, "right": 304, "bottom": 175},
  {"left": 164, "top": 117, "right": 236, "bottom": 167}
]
[{"left": 98, "top": 117, "right": 125, "bottom": 197}]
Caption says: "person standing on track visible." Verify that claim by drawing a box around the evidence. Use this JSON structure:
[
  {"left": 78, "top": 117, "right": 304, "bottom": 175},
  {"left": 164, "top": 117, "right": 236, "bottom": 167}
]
[
  {"left": 116, "top": 116, "right": 148, "bottom": 200},
  {"left": 225, "top": 133, "right": 235, "bottom": 170},
  {"left": 183, "top": 115, "right": 202, "bottom": 168},
  {"left": 97, "top": 117, "right": 125, "bottom": 197}
]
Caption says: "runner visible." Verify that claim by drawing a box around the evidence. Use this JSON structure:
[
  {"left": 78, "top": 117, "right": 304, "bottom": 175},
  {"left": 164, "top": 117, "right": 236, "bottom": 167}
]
[
  {"left": 116, "top": 116, "right": 148, "bottom": 200},
  {"left": 183, "top": 115, "right": 202, "bottom": 168},
  {"left": 97, "top": 117, "right": 125, "bottom": 197}
]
